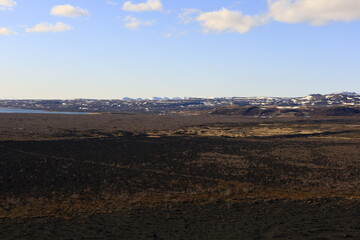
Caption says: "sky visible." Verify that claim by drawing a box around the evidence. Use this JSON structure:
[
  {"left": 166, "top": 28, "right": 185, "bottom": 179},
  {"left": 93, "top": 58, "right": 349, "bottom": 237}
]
[{"left": 0, "top": 0, "right": 360, "bottom": 99}]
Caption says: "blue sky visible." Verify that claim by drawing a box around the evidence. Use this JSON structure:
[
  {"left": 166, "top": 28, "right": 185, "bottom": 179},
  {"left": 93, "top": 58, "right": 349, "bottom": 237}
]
[{"left": 1, "top": 0, "right": 360, "bottom": 99}]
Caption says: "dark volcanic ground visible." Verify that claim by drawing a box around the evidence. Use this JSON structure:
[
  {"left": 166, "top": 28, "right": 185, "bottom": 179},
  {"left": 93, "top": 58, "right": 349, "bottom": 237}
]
[
  {"left": 0, "top": 113, "right": 360, "bottom": 239},
  {"left": 2, "top": 200, "right": 360, "bottom": 240}
]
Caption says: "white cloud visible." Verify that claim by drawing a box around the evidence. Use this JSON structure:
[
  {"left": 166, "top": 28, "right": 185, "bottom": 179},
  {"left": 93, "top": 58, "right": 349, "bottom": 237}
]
[
  {"left": 0, "top": 27, "right": 16, "bottom": 35},
  {"left": 0, "top": 0, "right": 16, "bottom": 10},
  {"left": 179, "top": 8, "right": 201, "bottom": 24},
  {"left": 124, "top": 16, "right": 154, "bottom": 29},
  {"left": 51, "top": 4, "right": 90, "bottom": 18},
  {"left": 196, "top": 8, "right": 268, "bottom": 34},
  {"left": 122, "top": 0, "right": 162, "bottom": 12},
  {"left": 163, "top": 33, "right": 172, "bottom": 38},
  {"left": 194, "top": 0, "right": 360, "bottom": 34},
  {"left": 268, "top": 0, "right": 360, "bottom": 25},
  {"left": 26, "top": 22, "right": 74, "bottom": 33}
]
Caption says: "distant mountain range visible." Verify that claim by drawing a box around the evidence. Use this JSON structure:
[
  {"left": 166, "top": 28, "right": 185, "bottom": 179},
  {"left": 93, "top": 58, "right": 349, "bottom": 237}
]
[
  {"left": 121, "top": 92, "right": 359, "bottom": 101},
  {"left": 0, "top": 92, "right": 359, "bottom": 113}
]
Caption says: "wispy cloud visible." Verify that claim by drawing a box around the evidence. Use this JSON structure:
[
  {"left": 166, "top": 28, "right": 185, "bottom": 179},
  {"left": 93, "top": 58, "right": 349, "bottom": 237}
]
[
  {"left": 0, "top": 0, "right": 16, "bottom": 10},
  {"left": 179, "top": 8, "right": 201, "bottom": 24},
  {"left": 178, "top": 30, "right": 188, "bottom": 36},
  {"left": 106, "top": 1, "right": 118, "bottom": 6},
  {"left": 26, "top": 22, "right": 74, "bottom": 33},
  {"left": 0, "top": 27, "right": 16, "bottom": 35},
  {"left": 163, "top": 33, "right": 172, "bottom": 38},
  {"left": 124, "top": 16, "right": 155, "bottom": 29},
  {"left": 122, "top": 0, "right": 162, "bottom": 12},
  {"left": 163, "top": 30, "right": 188, "bottom": 38},
  {"left": 51, "top": 5, "right": 90, "bottom": 18}
]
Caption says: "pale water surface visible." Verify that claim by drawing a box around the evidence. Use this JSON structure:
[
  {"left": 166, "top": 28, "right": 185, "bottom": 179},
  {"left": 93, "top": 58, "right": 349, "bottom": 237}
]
[{"left": 0, "top": 108, "right": 89, "bottom": 114}]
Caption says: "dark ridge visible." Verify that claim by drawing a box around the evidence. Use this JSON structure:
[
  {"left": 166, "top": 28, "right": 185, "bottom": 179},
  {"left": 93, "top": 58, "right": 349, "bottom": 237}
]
[
  {"left": 317, "top": 107, "right": 360, "bottom": 116},
  {"left": 210, "top": 105, "right": 360, "bottom": 118}
]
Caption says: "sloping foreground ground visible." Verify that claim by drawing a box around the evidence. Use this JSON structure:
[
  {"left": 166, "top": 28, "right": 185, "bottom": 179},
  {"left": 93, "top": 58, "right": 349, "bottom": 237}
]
[
  {"left": 0, "top": 115, "right": 360, "bottom": 239},
  {"left": 1, "top": 136, "right": 360, "bottom": 238},
  {"left": 1, "top": 200, "right": 360, "bottom": 239}
]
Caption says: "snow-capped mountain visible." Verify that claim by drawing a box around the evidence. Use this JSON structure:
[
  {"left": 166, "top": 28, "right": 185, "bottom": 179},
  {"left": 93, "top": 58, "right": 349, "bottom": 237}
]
[{"left": 0, "top": 92, "right": 358, "bottom": 113}]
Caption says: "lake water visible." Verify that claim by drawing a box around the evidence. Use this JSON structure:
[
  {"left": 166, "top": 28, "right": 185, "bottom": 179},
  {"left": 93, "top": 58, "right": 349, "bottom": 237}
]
[{"left": 0, "top": 108, "right": 90, "bottom": 115}]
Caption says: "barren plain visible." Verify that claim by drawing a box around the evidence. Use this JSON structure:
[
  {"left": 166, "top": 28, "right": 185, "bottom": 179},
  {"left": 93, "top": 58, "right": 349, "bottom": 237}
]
[{"left": 0, "top": 112, "right": 360, "bottom": 239}]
